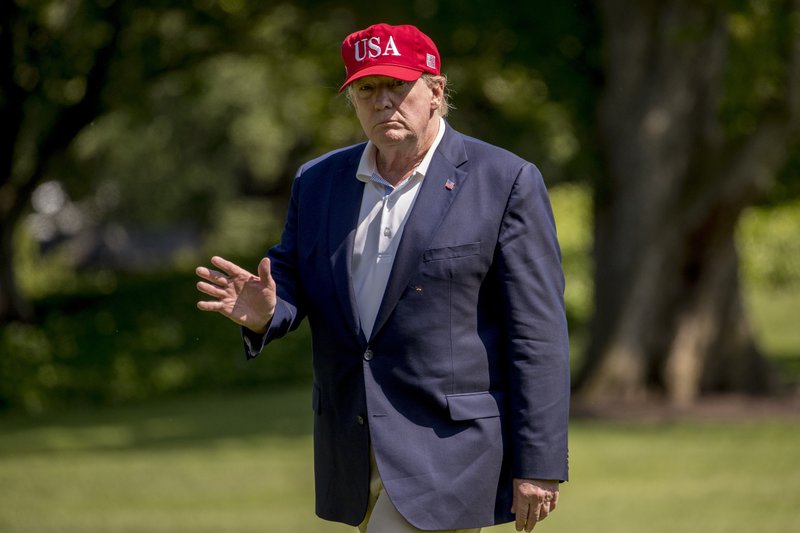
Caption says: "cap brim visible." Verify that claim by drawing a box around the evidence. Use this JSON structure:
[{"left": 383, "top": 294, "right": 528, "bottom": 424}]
[{"left": 338, "top": 65, "right": 424, "bottom": 92}]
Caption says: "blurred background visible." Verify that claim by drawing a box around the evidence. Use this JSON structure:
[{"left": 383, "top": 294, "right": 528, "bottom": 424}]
[{"left": 1, "top": 0, "right": 799, "bottom": 532}]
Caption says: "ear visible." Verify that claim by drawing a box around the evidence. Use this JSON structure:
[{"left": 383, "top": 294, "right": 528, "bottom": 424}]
[{"left": 430, "top": 79, "right": 445, "bottom": 110}]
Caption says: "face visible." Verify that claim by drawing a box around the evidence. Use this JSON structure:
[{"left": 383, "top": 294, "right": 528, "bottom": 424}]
[{"left": 350, "top": 76, "right": 443, "bottom": 151}]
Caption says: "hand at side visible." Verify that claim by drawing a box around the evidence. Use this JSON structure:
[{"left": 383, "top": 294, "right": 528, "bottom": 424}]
[{"left": 511, "top": 478, "right": 559, "bottom": 532}]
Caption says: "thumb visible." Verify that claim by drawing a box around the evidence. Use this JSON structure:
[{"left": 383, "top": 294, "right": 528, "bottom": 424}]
[
  {"left": 257, "top": 257, "right": 272, "bottom": 285},
  {"left": 258, "top": 257, "right": 271, "bottom": 281}
]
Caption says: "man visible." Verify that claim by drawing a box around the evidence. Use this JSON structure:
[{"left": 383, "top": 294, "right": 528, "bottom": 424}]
[{"left": 196, "top": 23, "right": 569, "bottom": 533}]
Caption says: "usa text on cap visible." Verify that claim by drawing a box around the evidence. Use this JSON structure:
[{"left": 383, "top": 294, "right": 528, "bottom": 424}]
[{"left": 339, "top": 23, "right": 441, "bottom": 92}]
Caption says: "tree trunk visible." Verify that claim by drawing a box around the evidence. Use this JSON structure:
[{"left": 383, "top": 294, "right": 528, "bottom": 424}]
[
  {"left": 0, "top": 218, "right": 32, "bottom": 322},
  {"left": 576, "top": 0, "right": 799, "bottom": 404},
  {"left": 0, "top": 1, "right": 30, "bottom": 322}
]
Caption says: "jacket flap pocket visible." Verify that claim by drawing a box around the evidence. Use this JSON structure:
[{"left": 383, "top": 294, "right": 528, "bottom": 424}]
[
  {"left": 446, "top": 391, "right": 503, "bottom": 421},
  {"left": 423, "top": 242, "right": 481, "bottom": 262}
]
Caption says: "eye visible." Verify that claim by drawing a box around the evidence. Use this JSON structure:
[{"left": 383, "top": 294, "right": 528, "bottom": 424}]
[{"left": 390, "top": 79, "right": 407, "bottom": 90}]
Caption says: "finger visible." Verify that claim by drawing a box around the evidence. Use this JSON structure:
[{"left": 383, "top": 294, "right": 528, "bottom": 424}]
[
  {"left": 196, "top": 299, "right": 224, "bottom": 312},
  {"left": 196, "top": 281, "right": 227, "bottom": 299},
  {"left": 211, "top": 255, "right": 247, "bottom": 277},
  {"left": 514, "top": 505, "right": 527, "bottom": 532},
  {"left": 539, "top": 501, "right": 550, "bottom": 521},
  {"left": 550, "top": 491, "right": 559, "bottom": 512},
  {"left": 195, "top": 266, "right": 229, "bottom": 286},
  {"left": 525, "top": 503, "right": 539, "bottom": 532}
]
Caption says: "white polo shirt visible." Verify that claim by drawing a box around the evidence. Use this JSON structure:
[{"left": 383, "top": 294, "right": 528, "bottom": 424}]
[{"left": 352, "top": 118, "right": 446, "bottom": 339}]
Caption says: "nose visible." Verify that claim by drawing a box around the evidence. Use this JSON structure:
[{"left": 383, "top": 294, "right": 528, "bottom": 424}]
[{"left": 374, "top": 86, "right": 393, "bottom": 109}]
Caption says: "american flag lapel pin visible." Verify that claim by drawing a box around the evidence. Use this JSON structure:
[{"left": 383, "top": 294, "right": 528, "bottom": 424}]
[{"left": 445, "top": 178, "right": 455, "bottom": 190}]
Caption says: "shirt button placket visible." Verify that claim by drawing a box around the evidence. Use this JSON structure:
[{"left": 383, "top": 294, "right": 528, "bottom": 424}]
[{"left": 379, "top": 195, "right": 391, "bottom": 250}]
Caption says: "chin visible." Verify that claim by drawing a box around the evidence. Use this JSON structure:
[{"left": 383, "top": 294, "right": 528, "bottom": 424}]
[{"left": 375, "top": 130, "right": 410, "bottom": 144}]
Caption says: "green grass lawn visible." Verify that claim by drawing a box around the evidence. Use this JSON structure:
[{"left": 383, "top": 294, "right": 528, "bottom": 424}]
[{"left": 1, "top": 386, "right": 798, "bottom": 533}]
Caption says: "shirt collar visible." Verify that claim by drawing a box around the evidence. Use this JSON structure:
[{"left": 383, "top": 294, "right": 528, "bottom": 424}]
[{"left": 356, "top": 117, "right": 447, "bottom": 184}]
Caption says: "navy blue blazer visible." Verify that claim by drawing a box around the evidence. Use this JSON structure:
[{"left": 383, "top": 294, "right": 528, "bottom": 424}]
[{"left": 244, "top": 122, "right": 570, "bottom": 530}]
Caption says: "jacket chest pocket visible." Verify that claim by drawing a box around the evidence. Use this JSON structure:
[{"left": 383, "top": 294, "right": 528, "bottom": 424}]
[{"left": 421, "top": 242, "right": 484, "bottom": 281}]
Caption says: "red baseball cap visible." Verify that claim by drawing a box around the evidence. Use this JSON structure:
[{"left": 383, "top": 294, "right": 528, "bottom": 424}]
[{"left": 339, "top": 23, "right": 441, "bottom": 92}]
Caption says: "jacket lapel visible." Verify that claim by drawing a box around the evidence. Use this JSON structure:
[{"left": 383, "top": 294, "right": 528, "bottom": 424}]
[
  {"left": 370, "top": 125, "right": 469, "bottom": 339},
  {"left": 328, "top": 146, "right": 367, "bottom": 342}
]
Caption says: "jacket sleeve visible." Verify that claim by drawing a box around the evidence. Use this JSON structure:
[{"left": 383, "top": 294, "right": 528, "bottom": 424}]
[
  {"left": 242, "top": 173, "right": 307, "bottom": 359},
  {"left": 496, "top": 162, "right": 570, "bottom": 482}
]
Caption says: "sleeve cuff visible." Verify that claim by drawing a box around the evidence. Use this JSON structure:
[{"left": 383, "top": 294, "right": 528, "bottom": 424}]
[
  {"left": 240, "top": 298, "right": 296, "bottom": 360},
  {"left": 241, "top": 326, "right": 268, "bottom": 359}
]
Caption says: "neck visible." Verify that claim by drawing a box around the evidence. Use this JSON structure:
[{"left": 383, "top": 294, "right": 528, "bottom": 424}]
[{"left": 376, "top": 151, "right": 426, "bottom": 186}]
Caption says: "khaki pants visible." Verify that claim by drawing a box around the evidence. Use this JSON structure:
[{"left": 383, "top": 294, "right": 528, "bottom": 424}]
[{"left": 357, "top": 450, "right": 481, "bottom": 533}]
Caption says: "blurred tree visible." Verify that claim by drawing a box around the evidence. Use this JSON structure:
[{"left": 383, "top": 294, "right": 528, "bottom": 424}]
[
  {"left": 576, "top": 0, "right": 800, "bottom": 404},
  {"left": 2, "top": 0, "right": 798, "bottom": 407},
  {"left": 0, "top": 0, "right": 357, "bottom": 321},
  {"left": 2, "top": 0, "right": 190, "bottom": 320},
  {"left": 1, "top": 0, "right": 121, "bottom": 320}
]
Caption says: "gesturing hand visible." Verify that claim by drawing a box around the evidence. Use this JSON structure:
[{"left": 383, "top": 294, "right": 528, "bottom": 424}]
[
  {"left": 195, "top": 256, "right": 277, "bottom": 333},
  {"left": 511, "top": 478, "right": 559, "bottom": 532}
]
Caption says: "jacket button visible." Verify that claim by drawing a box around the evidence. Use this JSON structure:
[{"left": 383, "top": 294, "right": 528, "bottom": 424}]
[
  {"left": 356, "top": 415, "right": 365, "bottom": 425},
  {"left": 363, "top": 349, "right": 373, "bottom": 361}
]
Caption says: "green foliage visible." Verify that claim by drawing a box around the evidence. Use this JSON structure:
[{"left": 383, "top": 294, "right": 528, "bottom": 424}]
[
  {"left": 5, "top": 0, "right": 800, "bottom": 409},
  {"left": 2, "top": 182, "right": 597, "bottom": 414},
  {"left": 202, "top": 197, "right": 285, "bottom": 259},
  {"left": 766, "top": 139, "right": 800, "bottom": 204},
  {"left": 13, "top": 223, "right": 82, "bottom": 299},
  {"left": 549, "top": 183, "right": 594, "bottom": 362},
  {"left": 420, "top": 0, "right": 602, "bottom": 183},
  {"left": 738, "top": 198, "right": 800, "bottom": 290},
  {"left": 64, "top": 3, "right": 362, "bottom": 236},
  {"left": 722, "top": 0, "right": 799, "bottom": 140},
  {"left": 550, "top": 184, "right": 593, "bottom": 323},
  {"left": 21, "top": 0, "right": 602, "bottom": 250},
  {"left": 740, "top": 199, "right": 800, "bottom": 380},
  {"left": 9, "top": 180, "right": 800, "bottom": 413},
  {"left": 0, "top": 268, "right": 313, "bottom": 413},
  {"left": 747, "top": 287, "right": 800, "bottom": 381}
]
